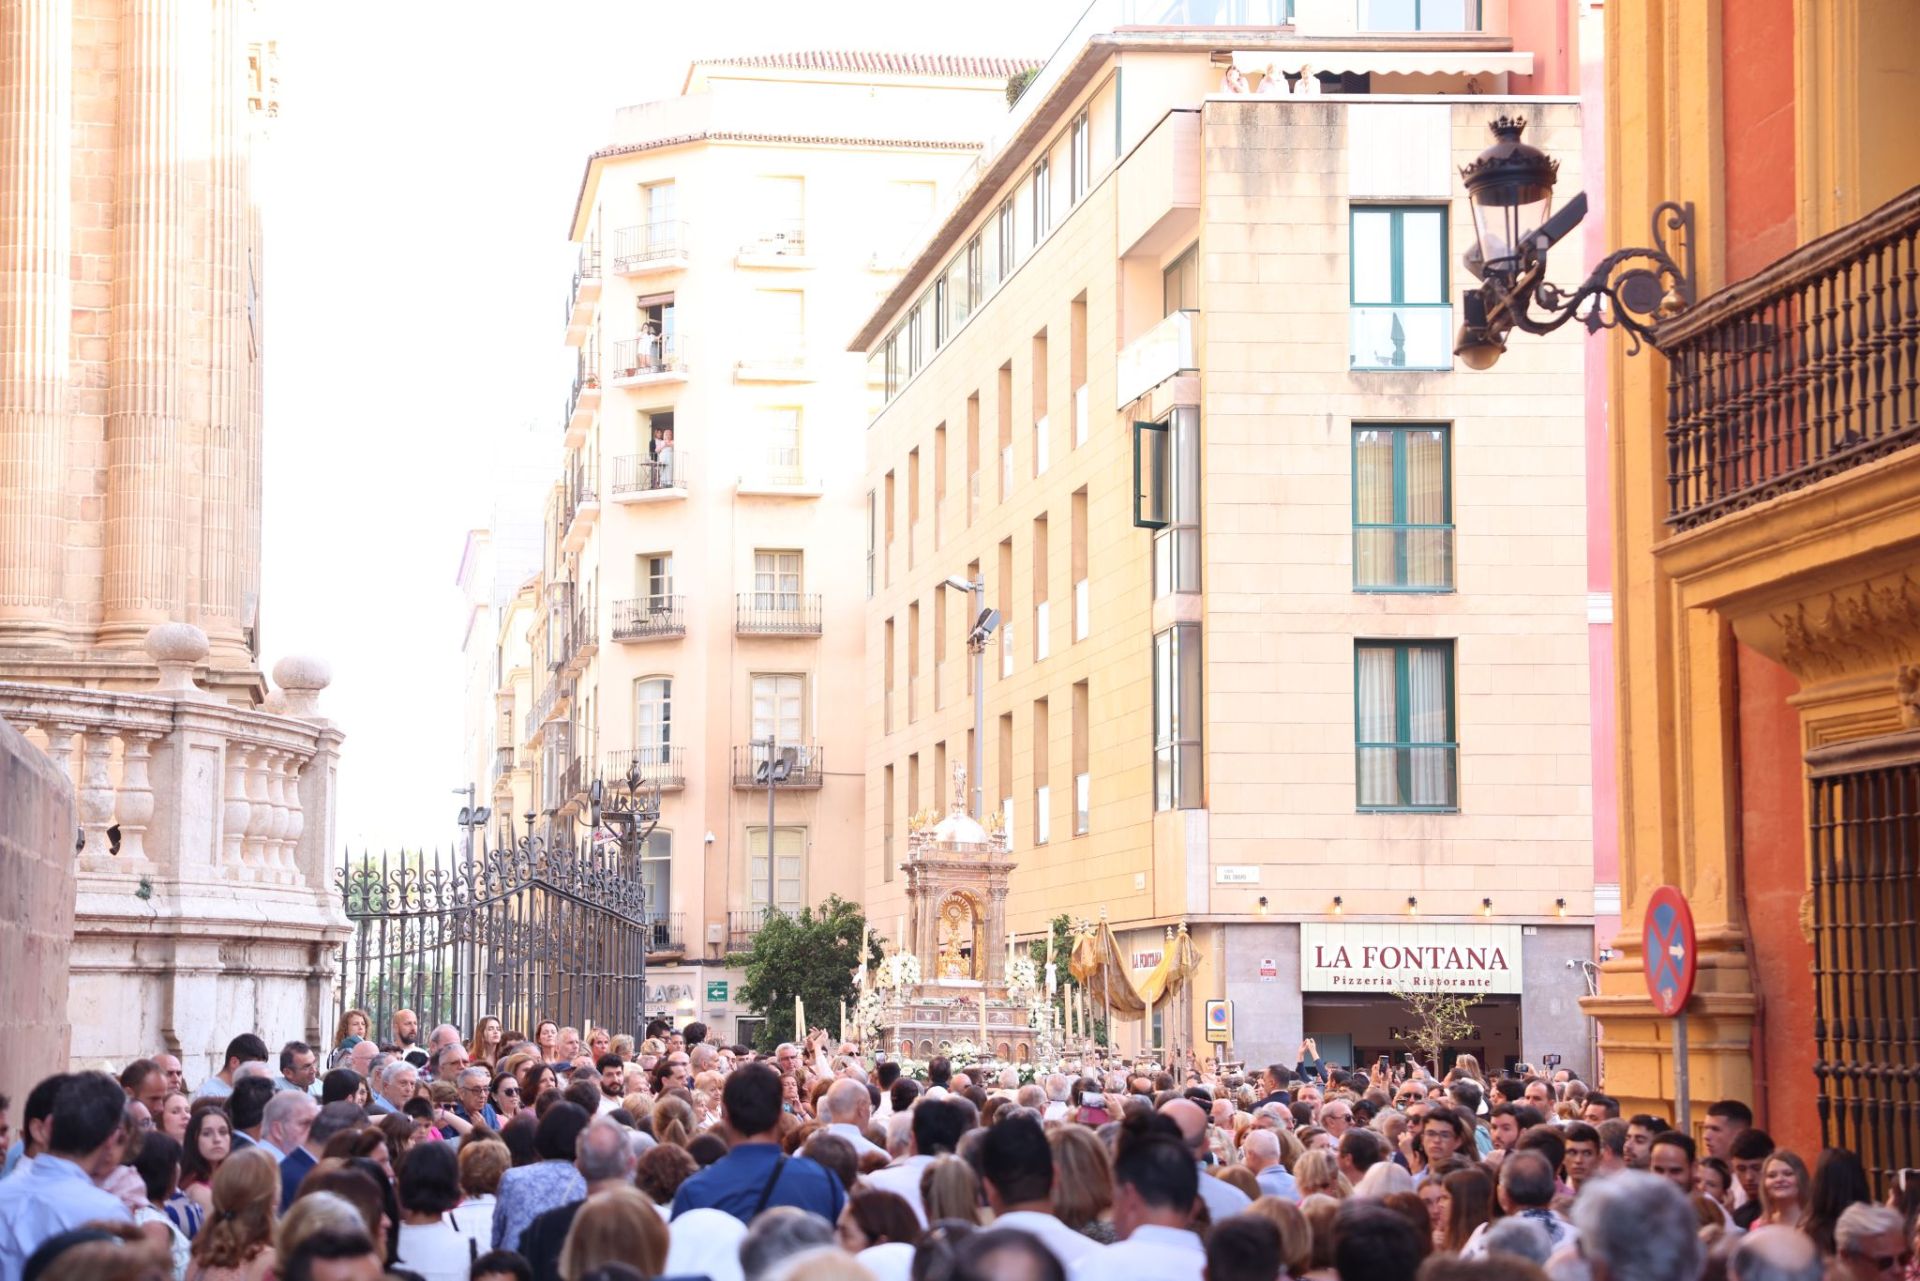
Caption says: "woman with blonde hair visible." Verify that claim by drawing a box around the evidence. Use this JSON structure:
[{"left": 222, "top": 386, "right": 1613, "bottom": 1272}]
[
  {"left": 186, "top": 1147, "right": 279, "bottom": 1280},
  {"left": 1759, "top": 1150, "right": 1811, "bottom": 1227},
  {"left": 1299, "top": 1193, "right": 1342, "bottom": 1280},
  {"left": 919, "top": 1154, "right": 983, "bottom": 1225},
  {"left": 1048, "top": 1126, "right": 1116, "bottom": 1243},
  {"left": 1294, "top": 1148, "right": 1350, "bottom": 1200},
  {"left": 651, "top": 1095, "right": 696, "bottom": 1148},
  {"left": 466, "top": 1015, "right": 502, "bottom": 1068},
  {"left": 1448, "top": 1053, "right": 1487, "bottom": 1086},
  {"left": 1245, "top": 1196, "right": 1312, "bottom": 1277},
  {"left": 557, "top": 1186, "right": 669, "bottom": 1281}
]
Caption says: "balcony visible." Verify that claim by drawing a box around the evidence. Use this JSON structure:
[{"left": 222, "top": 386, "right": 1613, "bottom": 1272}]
[
  {"left": 564, "top": 239, "right": 601, "bottom": 347},
  {"left": 565, "top": 352, "right": 600, "bottom": 448},
  {"left": 558, "top": 754, "right": 586, "bottom": 806},
  {"left": 736, "top": 221, "right": 809, "bottom": 268},
  {"left": 737, "top": 457, "right": 823, "bottom": 497},
  {"left": 1664, "top": 186, "right": 1920, "bottom": 530},
  {"left": 609, "top": 451, "right": 688, "bottom": 503},
  {"left": 1349, "top": 304, "right": 1451, "bottom": 372},
  {"left": 566, "top": 597, "right": 598, "bottom": 671},
  {"left": 734, "top": 347, "right": 815, "bottom": 384},
  {"left": 727, "top": 909, "right": 768, "bottom": 953},
  {"left": 602, "top": 745, "right": 686, "bottom": 791},
  {"left": 609, "top": 334, "right": 688, "bottom": 387},
  {"left": 611, "top": 221, "right": 690, "bottom": 275},
  {"left": 1116, "top": 308, "right": 1198, "bottom": 408},
  {"left": 561, "top": 461, "right": 599, "bottom": 554},
  {"left": 491, "top": 745, "right": 515, "bottom": 786},
  {"left": 730, "top": 742, "right": 825, "bottom": 790},
  {"left": 612, "top": 595, "right": 685, "bottom": 642},
  {"left": 735, "top": 593, "right": 823, "bottom": 637},
  {"left": 534, "top": 674, "right": 572, "bottom": 727},
  {"left": 643, "top": 913, "right": 687, "bottom": 957}
]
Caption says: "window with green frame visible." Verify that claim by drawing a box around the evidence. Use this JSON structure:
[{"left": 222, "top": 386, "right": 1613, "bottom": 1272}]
[
  {"left": 1353, "top": 425, "right": 1452, "bottom": 590},
  {"left": 1355, "top": 640, "right": 1457, "bottom": 810},
  {"left": 1357, "top": 0, "right": 1480, "bottom": 31},
  {"left": 1350, "top": 205, "right": 1450, "bottom": 370}
]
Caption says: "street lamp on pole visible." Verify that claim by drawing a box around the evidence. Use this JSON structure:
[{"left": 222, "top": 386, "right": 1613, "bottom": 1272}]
[
  {"left": 588, "top": 761, "right": 663, "bottom": 1033},
  {"left": 750, "top": 735, "right": 794, "bottom": 924},
  {"left": 453, "top": 788, "right": 491, "bottom": 1030},
  {"left": 943, "top": 575, "right": 999, "bottom": 820}
]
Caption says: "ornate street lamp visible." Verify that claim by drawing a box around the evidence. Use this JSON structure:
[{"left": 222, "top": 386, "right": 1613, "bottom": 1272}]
[
  {"left": 588, "top": 761, "right": 662, "bottom": 865},
  {"left": 1453, "top": 116, "right": 1696, "bottom": 369}
]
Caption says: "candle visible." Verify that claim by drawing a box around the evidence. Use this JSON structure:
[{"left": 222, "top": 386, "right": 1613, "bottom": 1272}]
[
  {"left": 859, "top": 921, "right": 871, "bottom": 988},
  {"left": 1067, "top": 983, "right": 1075, "bottom": 1038},
  {"left": 839, "top": 999, "right": 847, "bottom": 1046},
  {"left": 796, "top": 994, "right": 805, "bottom": 1040},
  {"left": 896, "top": 913, "right": 905, "bottom": 956},
  {"left": 1008, "top": 931, "right": 1016, "bottom": 965},
  {"left": 979, "top": 992, "right": 989, "bottom": 1056}
]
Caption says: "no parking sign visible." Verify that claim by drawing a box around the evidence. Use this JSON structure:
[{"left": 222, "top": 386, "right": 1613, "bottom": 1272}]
[
  {"left": 1640, "top": 885, "right": 1697, "bottom": 1123},
  {"left": 1205, "top": 999, "right": 1232, "bottom": 1044}
]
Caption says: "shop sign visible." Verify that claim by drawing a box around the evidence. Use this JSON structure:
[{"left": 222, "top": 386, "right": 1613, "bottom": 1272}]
[{"left": 1299, "top": 922, "right": 1523, "bottom": 994}]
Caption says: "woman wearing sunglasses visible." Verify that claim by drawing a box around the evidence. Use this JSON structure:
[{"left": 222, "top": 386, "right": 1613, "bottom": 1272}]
[{"left": 489, "top": 1073, "right": 523, "bottom": 1126}]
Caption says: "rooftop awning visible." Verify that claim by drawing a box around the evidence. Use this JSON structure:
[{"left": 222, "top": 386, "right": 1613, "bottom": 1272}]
[{"left": 1231, "top": 48, "right": 1533, "bottom": 78}]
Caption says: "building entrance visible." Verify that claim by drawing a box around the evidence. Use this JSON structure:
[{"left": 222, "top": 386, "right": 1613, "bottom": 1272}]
[{"left": 1303, "top": 994, "right": 1522, "bottom": 1074}]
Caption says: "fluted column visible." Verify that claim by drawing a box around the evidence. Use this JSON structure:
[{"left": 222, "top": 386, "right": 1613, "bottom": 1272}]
[
  {"left": 102, "top": 0, "right": 185, "bottom": 644},
  {"left": 199, "top": 0, "right": 247, "bottom": 656},
  {"left": 0, "top": 0, "right": 72, "bottom": 641}
]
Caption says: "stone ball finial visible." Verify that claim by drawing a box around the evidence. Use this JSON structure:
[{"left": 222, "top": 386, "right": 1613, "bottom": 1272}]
[
  {"left": 272, "top": 655, "right": 331, "bottom": 720},
  {"left": 145, "top": 623, "right": 210, "bottom": 697}
]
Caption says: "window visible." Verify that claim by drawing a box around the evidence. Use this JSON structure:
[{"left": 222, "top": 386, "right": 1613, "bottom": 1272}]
[
  {"left": 1033, "top": 697, "right": 1050, "bottom": 845},
  {"left": 755, "top": 289, "right": 805, "bottom": 363},
  {"left": 634, "top": 676, "right": 672, "bottom": 751},
  {"left": 1071, "top": 488, "right": 1089, "bottom": 640},
  {"left": 1070, "top": 111, "right": 1091, "bottom": 203},
  {"left": 883, "top": 765, "right": 895, "bottom": 882},
  {"left": 965, "top": 237, "right": 983, "bottom": 311},
  {"left": 1350, "top": 206, "right": 1450, "bottom": 370},
  {"left": 640, "top": 181, "right": 678, "bottom": 257},
  {"left": 638, "top": 830, "right": 671, "bottom": 919},
  {"left": 908, "top": 602, "right": 921, "bottom": 723},
  {"left": 944, "top": 254, "right": 970, "bottom": 339},
  {"left": 1353, "top": 425, "right": 1453, "bottom": 590},
  {"left": 865, "top": 491, "right": 876, "bottom": 598},
  {"left": 637, "top": 553, "right": 673, "bottom": 605},
  {"left": 1031, "top": 159, "right": 1052, "bottom": 242},
  {"left": 1032, "top": 514, "right": 1049, "bottom": 663},
  {"left": 1153, "top": 625, "right": 1202, "bottom": 810},
  {"left": 751, "top": 673, "right": 805, "bottom": 745},
  {"left": 747, "top": 826, "right": 805, "bottom": 913},
  {"left": 1359, "top": 0, "right": 1480, "bottom": 32},
  {"left": 753, "top": 550, "right": 801, "bottom": 610},
  {"left": 1163, "top": 245, "right": 1199, "bottom": 317},
  {"left": 996, "top": 199, "right": 1017, "bottom": 281},
  {"left": 1032, "top": 330, "right": 1049, "bottom": 478},
  {"left": 1152, "top": 408, "right": 1201, "bottom": 597},
  {"left": 761, "top": 409, "right": 802, "bottom": 485},
  {"left": 933, "top": 277, "right": 949, "bottom": 348},
  {"left": 1072, "top": 680, "right": 1090, "bottom": 835},
  {"left": 1355, "top": 640, "right": 1458, "bottom": 810},
  {"left": 754, "top": 176, "right": 806, "bottom": 253}
]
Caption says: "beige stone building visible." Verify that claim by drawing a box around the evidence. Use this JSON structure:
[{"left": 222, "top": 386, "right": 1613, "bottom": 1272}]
[
  {"left": 481, "top": 53, "right": 1028, "bottom": 1041},
  {"left": 0, "top": 0, "right": 347, "bottom": 1091},
  {"left": 857, "top": 0, "right": 1597, "bottom": 1070}
]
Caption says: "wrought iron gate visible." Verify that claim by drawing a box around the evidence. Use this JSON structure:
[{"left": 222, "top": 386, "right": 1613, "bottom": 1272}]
[
  {"left": 336, "top": 834, "right": 649, "bottom": 1041},
  {"left": 1809, "top": 742, "right": 1920, "bottom": 1196}
]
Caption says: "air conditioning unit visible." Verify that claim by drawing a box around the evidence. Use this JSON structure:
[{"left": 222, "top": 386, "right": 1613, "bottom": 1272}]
[{"left": 706, "top": 923, "right": 725, "bottom": 946}]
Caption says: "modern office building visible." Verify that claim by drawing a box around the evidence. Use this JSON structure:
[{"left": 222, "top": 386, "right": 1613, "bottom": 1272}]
[
  {"left": 856, "top": 0, "right": 1599, "bottom": 1071},
  {"left": 492, "top": 52, "right": 1028, "bottom": 1040}
]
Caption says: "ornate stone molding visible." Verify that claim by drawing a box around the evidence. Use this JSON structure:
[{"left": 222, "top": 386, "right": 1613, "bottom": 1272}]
[{"left": 1768, "top": 574, "right": 1920, "bottom": 682}]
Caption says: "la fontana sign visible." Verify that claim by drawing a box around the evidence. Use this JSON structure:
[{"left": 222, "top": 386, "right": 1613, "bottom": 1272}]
[{"left": 1300, "top": 923, "right": 1523, "bottom": 994}]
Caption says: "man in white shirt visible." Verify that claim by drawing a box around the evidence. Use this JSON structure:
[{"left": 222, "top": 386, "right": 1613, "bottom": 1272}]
[
  {"left": 1160, "top": 1098, "right": 1249, "bottom": 1222},
  {"left": 865, "top": 1096, "right": 967, "bottom": 1226},
  {"left": 820, "top": 1079, "right": 887, "bottom": 1162},
  {"left": 980, "top": 1113, "right": 1098, "bottom": 1270},
  {"left": 1073, "top": 1122, "right": 1205, "bottom": 1281},
  {"left": 1043, "top": 1074, "right": 1072, "bottom": 1123},
  {"left": 0, "top": 1073, "right": 133, "bottom": 1281}
]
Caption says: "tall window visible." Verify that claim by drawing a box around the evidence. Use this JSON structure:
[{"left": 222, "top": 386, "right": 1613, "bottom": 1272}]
[
  {"left": 762, "top": 409, "right": 802, "bottom": 485},
  {"left": 1163, "top": 245, "right": 1199, "bottom": 316},
  {"left": 865, "top": 491, "right": 877, "bottom": 598},
  {"left": 1152, "top": 407, "right": 1201, "bottom": 597},
  {"left": 634, "top": 677, "right": 671, "bottom": 752},
  {"left": 1153, "top": 624, "right": 1202, "bottom": 810},
  {"left": 1070, "top": 111, "right": 1091, "bottom": 203},
  {"left": 638, "top": 830, "right": 671, "bottom": 921},
  {"left": 996, "top": 198, "right": 1017, "bottom": 281},
  {"left": 747, "top": 826, "right": 805, "bottom": 914},
  {"left": 1350, "top": 206, "right": 1449, "bottom": 370},
  {"left": 639, "top": 553, "right": 673, "bottom": 605},
  {"left": 1030, "top": 159, "right": 1052, "bottom": 243},
  {"left": 757, "top": 176, "right": 805, "bottom": 252},
  {"left": 756, "top": 290, "right": 805, "bottom": 362},
  {"left": 1353, "top": 426, "right": 1453, "bottom": 590},
  {"left": 751, "top": 673, "right": 805, "bottom": 745},
  {"left": 1355, "top": 640, "right": 1457, "bottom": 810},
  {"left": 753, "top": 550, "right": 801, "bottom": 609},
  {"left": 642, "top": 181, "right": 678, "bottom": 254}
]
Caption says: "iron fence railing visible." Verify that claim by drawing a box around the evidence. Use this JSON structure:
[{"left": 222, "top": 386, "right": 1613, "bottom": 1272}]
[
  {"left": 741, "top": 220, "right": 807, "bottom": 257},
  {"left": 730, "top": 742, "right": 824, "bottom": 789},
  {"left": 602, "top": 745, "right": 686, "bottom": 790},
  {"left": 727, "top": 908, "right": 768, "bottom": 953},
  {"left": 564, "top": 236, "right": 601, "bottom": 324},
  {"left": 611, "top": 452, "right": 683, "bottom": 494},
  {"left": 643, "top": 913, "right": 686, "bottom": 954},
  {"left": 612, "top": 221, "right": 689, "bottom": 271},
  {"left": 612, "top": 596, "right": 685, "bottom": 641},
  {"left": 734, "top": 592, "right": 823, "bottom": 636},
  {"left": 1664, "top": 186, "right": 1920, "bottom": 529},
  {"left": 610, "top": 333, "right": 686, "bottom": 380}
]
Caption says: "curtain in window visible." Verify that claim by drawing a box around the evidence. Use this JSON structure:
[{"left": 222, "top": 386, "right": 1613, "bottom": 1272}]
[
  {"left": 1354, "top": 430, "right": 1396, "bottom": 585},
  {"left": 635, "top": 678, "right": 671, "bottom": 761},
  {"left": 1405, "top": 429, "right": 1448, "bottom": 586},
  {"left": 749, "top": 827, "right": 805, "bottom": 912},
  {"left": 1407, "top": 645, "right": 1452, "bottom": 804},
  {"left": 1356, "top": 646, "right": 1398, "bottom": 804}
]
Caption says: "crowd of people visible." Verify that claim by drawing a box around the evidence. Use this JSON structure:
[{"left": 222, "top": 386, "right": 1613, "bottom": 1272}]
[{"left": 0, "top": 1012, "right": 1913, "bottom": 1281}]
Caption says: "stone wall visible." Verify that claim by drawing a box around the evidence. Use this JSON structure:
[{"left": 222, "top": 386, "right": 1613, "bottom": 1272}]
[{"left": 0, "top": 718, "right": 74, "bottom": 1110}]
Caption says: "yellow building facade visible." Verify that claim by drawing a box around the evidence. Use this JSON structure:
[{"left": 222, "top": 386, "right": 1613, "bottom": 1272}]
[
  {"left": 857, "top": 4, "right": 1599, "bottom": 1068},
  {"left": 1586, "top": 0, "right": 1920, "bottom": 1175}
]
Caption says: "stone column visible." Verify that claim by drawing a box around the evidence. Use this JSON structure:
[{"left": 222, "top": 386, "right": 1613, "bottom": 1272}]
[
  {"left": 102, "top": 0, "right": 185, "bottom": 645},
  {"left": 199, "top": 0, "right": 249, "bottom": 659},
  {"left": 0, "top": 0, "right": 72, "bottom": 641}
]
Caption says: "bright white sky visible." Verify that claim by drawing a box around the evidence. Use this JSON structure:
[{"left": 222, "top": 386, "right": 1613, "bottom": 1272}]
[{"left": 259, "top": 2, "right": 1083, "bottom": 857}]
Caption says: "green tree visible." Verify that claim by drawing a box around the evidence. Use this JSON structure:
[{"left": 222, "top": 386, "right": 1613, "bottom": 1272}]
[
  {"left": 1021, "top": 914, "right": 1108, "bottom": 1047},
  {"left": 1392, "top": 985, "right": 1484, "bottom": 1077},
  {"left": 730, "top": 896, "right": 882, "bottom": 1053},
  {"left": 1006, "top": 67, "right": 1039, "bottom": 107}
]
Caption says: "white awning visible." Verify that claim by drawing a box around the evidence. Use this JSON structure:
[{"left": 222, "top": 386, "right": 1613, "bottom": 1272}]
[{"left": 1231, "top": 48, "right": 1533, "bottom": 78}]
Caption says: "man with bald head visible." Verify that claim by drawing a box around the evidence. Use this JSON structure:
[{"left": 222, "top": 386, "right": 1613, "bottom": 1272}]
[
  {"left": 1159, "top": 1096, "right": 1249, "bottom": 1221},
  {"left": 1729, "top": 1226, "right": 1822, "bottom": 1281},
  {"left": 1241, "top": 1128, "right": 1299, "bottom": 1201},
  {"left": 821, "top": 1077, "right": 886, "bottom": 1160}
]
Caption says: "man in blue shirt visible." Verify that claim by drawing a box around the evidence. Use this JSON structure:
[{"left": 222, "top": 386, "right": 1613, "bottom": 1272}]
[
  {"left": 671, "top": 1062, "right": 844, "bottom": 1224},
  {"left": 0, "top": 1073, "right": 133, "bottom": 1281}
]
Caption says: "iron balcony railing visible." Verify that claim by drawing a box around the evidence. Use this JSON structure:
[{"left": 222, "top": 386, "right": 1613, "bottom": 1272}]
[
  {"left": 610, "top": 333, "right": 685, "bottom": 380},
  {"left": 1663, "top": 186, "right": 1920, "bottom": 529},
  {"left": 734, "top": 592, "right": 823, "bottom": 636},
  {"left": 643, "top": 913, "right": 686, "bottom": 954},
  {"left": 741, "top": 220, "right": 807, "bottom": 258},
  {"left": 730, "top": 742, "right": 824, "bottom": 789},
  {"left": 559, "top": 754, "right": 585, "bottom": 803},
  {"left": 564, "top": 236, "right": 601, "bottom": 324},
  {"left": 727, "top": 908, "right": 768, "bottom": 953},
  {"left": 611, "top": 221, "right": 689, "bottom": 271},
  {"left": 566, "top": 348, "right": 599, "bottom": 426},
  {"left": 602, "top": 745, "right": 686, "bottom": 790},
  {"left": 568, "top": 594, "right": 597, "bottom": 667},
  {"left": 533, "top": 674, "right": 570, "bottom": 726},
  {"left": 612, "top": 596, "right": 685, "bottom": 641},
  {"left": 490, "top": 745, "right": 515, "bottom": 786},
  {"left": 611, "top": 452, "right": 683, "bottom": 494}
]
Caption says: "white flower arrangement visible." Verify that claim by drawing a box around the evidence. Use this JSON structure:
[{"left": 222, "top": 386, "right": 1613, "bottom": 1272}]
[
  {"left": 876, "top": 953, "right": 922, "bottom": 992},
  {"left": 941, "top": 1038, "right": 982, "bottom": 1066},
  {"left": 851, "top": 987, "right": 887, "bottom": 1043},
  {"left": 1006, "top": 955, "right": 1040, "bottom": 1004}
]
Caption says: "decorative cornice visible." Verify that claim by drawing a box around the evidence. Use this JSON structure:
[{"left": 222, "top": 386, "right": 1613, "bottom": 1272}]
[{"left": 1772, "top": 574, "right": 1920, "bottom": 681}]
